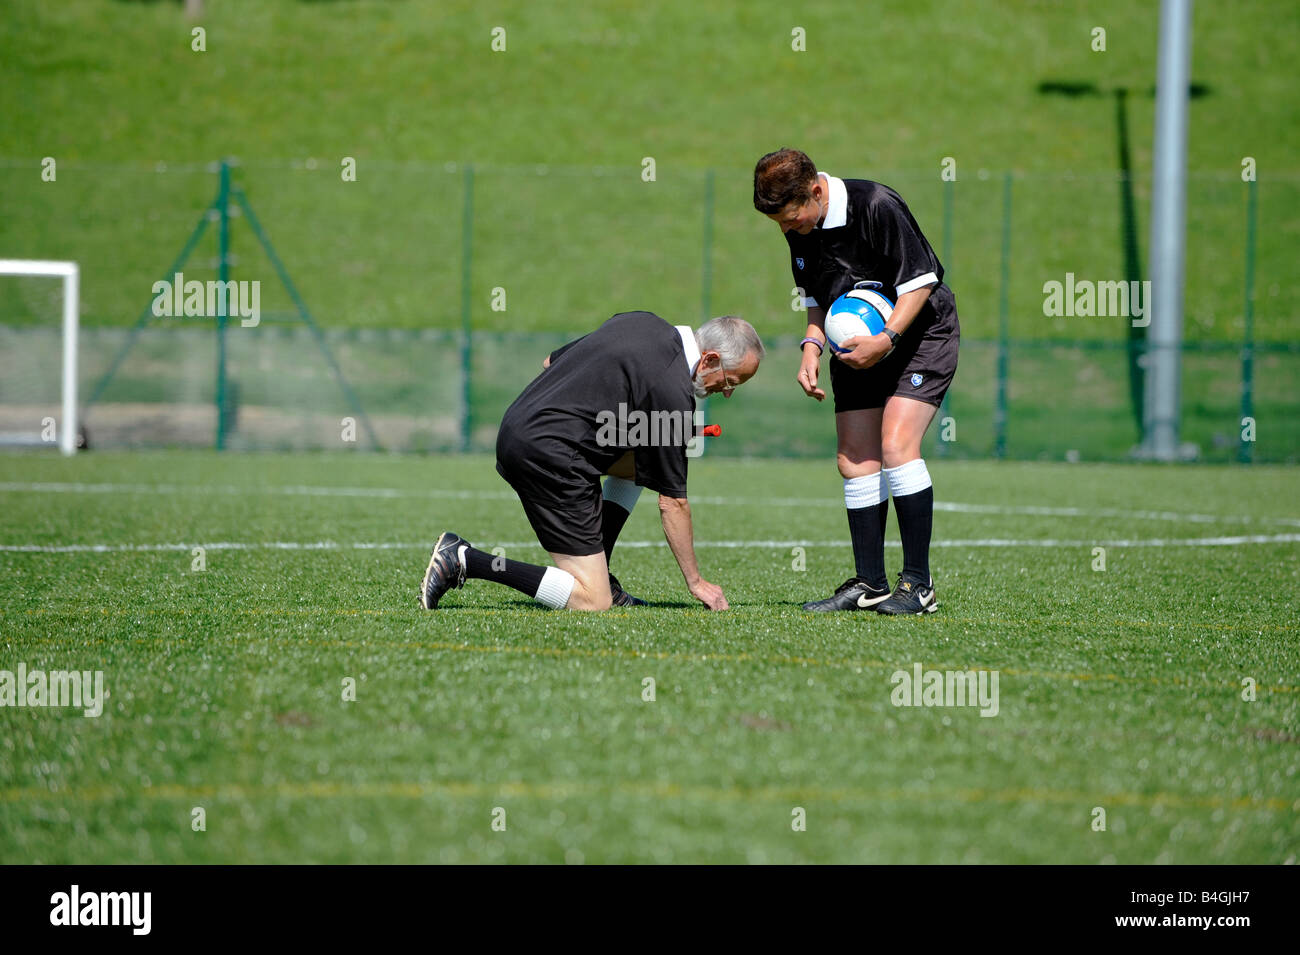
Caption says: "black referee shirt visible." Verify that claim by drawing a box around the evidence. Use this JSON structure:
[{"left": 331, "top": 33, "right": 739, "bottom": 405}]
[
  {"left": 787, "top": 175, "right": 946, "bottom": 320},
  {"left": 497, "top": 311, "right": 696, "bottom": 499}
]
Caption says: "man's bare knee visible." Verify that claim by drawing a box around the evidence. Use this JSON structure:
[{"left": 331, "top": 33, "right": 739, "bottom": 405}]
[
  {"left": 558, "top": 567, "right": 612, "bottom": 611},
  {"left": 837, "top": 441, "right": 880, "bottom": 478},
  {"left": 549, "top": 551, "right": 610, "bottom": 610},
  {"left": 881, "top": 440, "right": 919, "bottom": 470},
  {"left": 568, "top": 587, "right": 613, "bottom": 611},
  {"left": 585, "top": 592, "right": 614, "bottom": 612}
]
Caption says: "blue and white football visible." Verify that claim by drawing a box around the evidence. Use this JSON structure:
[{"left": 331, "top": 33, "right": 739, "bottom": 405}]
[{"left": 824, "top": 286, "right": 894, "bottom": 355}]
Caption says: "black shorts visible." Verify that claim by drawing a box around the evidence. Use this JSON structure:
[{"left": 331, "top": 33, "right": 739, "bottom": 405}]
[
  {"left": 830, "top": 283, "right": 960, "bottom": 413},
  {"left": 495, "top": 429, "right": 605, "bottom": 557}
]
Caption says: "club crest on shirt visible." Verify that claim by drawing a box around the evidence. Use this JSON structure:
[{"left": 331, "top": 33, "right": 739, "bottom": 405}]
[
  {"left": 795, "top": 257, "right": 805, "bottom": 270},
  {"left": 910, "top": 373, "right": 924, "bottom": 388}
]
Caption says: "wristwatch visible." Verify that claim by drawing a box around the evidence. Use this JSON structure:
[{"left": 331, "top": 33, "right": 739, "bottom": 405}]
[{"left": 881, "top": 327, "right": 899, "bottom": 357}]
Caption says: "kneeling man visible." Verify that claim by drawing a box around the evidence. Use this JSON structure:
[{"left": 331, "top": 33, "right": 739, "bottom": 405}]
[{"left": 420, "top": 312, "right": 764, "bottom": 612}]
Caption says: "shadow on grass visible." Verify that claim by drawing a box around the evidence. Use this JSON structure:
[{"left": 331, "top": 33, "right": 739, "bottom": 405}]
[{"left": 478, "top": 597, "right": 710, "bottom": 610}]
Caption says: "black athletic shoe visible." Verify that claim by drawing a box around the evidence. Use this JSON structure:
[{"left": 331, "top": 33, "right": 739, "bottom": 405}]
[
  {"left": 420, "top": 532, "right": 468, "bottom": 609},
  {"left": 609, "top": 573, "right": 647, "bottom": 607},
  {"left": 875, "top": 574, "right": 938, "bottom": 615},
  {"left": 801, "top": 577, "right": 891, "bottom": 612}
]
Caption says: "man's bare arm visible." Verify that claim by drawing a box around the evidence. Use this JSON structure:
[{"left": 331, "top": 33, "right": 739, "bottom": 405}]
[
  {"left": 658, "top": 495, "right": 728, "bottom": 610},
  {"left": 797, "top": 304, "right": 828, "bottom": 400}
]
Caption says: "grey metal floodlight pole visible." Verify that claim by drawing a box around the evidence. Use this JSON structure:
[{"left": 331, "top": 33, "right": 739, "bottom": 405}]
[{"left": 1145, "top": 0, "right": 1193, "bottom": 460}]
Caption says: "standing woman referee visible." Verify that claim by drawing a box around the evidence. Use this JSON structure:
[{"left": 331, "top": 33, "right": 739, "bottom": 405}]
[{"left": 753, "top": 148, "right": 959, "bottom": 615}]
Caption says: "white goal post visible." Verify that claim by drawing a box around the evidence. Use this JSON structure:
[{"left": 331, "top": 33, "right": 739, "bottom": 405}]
[{"left": 0, "top": 259, "right": 79, "bottom": 455}]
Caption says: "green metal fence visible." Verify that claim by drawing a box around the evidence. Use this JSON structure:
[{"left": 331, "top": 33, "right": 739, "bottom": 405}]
[{"left": 0, "top": 159, "right": 1294, "bottom": 462}]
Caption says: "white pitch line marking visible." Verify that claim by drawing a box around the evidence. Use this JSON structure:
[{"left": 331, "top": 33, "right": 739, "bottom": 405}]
[
  {"left": 3, "top": 534, "right": 1299, "bottom": 554},
  {"left": 1, "top": 480, "right": 1297, "bottom": 527},
  {"left": 0, "top": 481, "right": 516, "bottom": 501}
]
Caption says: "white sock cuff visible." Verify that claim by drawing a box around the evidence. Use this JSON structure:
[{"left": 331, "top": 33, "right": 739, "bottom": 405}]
[
  {"left": 602, "top": 476, "right": 643, "bottom": 513},
  {"left": 535, "top": 567, "right": 576, "bottom": 610},
  {"left": 885, "top": 458, "right": 932, "bottom": 497},
  {"left": 844, "top": 471, "right": 887, "bottom": 509}
]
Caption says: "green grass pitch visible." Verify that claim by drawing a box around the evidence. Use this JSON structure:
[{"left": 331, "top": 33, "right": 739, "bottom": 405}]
[
  {"left": 1, "top": 450, "right": 1296, "bottom": 863},
  {"left": 3, "top": 0, "right": 1299, "bottom": 345}
]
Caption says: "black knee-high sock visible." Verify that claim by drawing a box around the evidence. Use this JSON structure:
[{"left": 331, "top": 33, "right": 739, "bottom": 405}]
[
  {"left": 463, "top": 545, "right": 546, "bottom": 598},
  {"left": 893, "top": 486, "right": 933, "bottom": 583},
  {"left": 847, "top": 500, "right": 889, "bottom": 588},
  {"left": 600, "top": 476, "right": 641, "bottom": 568},
  {"left": 601, "top": 502, "right": 631, "bottom": 564},
  {"left": 884, "top": 457, "right": 935, "bottom": 584}
]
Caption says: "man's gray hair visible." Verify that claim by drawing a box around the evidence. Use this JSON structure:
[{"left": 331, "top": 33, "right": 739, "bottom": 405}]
[{"left": 696, "top": 315, "right": 765, "bottom": 367}]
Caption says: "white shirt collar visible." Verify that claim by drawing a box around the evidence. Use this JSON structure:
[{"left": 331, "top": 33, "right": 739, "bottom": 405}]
[
  {"left": 817, "top": 172, "right": 848, "bottom": 230},
  {"left": 675, "top": 325, "right": 701, "bottom": 376}
]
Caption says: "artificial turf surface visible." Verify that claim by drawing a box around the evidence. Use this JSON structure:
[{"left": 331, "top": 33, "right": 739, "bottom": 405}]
[{"left": 1, "top": 450, "right": 1296, "bottom": 863}]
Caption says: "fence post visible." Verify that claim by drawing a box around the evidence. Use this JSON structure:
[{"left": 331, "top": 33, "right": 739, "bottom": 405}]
[
  {"left": 459, "top": 164, "right": 475, "bottom": 453},
  {"left": 994, "top": 173, "right": 1012, "bottom": 459},
  {"left": 214, "top": 158, "right": 231, "bottom": 450},
  {"left": 1238, "top": 175, "right": 1258, "bottom": 464}
]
